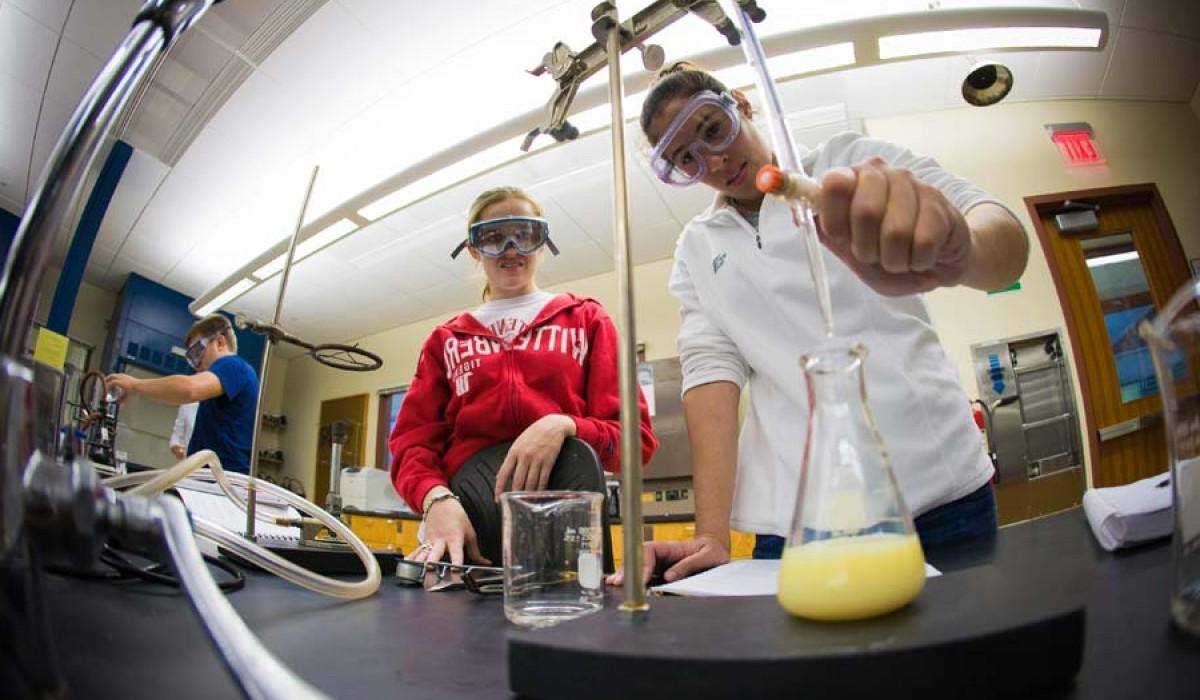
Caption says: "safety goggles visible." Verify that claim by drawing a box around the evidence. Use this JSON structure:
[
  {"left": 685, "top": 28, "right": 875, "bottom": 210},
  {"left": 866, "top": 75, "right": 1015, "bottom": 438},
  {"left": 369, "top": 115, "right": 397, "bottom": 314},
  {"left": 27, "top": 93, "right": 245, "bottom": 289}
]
[
  {"left": 185, "top": 334, "right": 217, "bottom": 370},
  {"left": 450, "top": 216, "right": 560, "bottom": 259},
  {"left": 648, "top": 90, "right": 741, "bottom": 186}
]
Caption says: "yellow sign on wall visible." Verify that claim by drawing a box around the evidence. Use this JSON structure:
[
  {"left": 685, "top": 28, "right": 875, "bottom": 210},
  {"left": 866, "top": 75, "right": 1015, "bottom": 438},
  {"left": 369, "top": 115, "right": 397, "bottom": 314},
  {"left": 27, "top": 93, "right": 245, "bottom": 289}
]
[{"left": 33, "top": 327, "right": 69, "bottom": 371}]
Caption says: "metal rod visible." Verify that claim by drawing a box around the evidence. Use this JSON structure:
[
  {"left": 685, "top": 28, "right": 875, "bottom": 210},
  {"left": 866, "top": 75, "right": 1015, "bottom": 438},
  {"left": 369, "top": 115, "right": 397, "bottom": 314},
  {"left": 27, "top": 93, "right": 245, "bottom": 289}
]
[
  {"left": 0, "top": 22, "right": 164, "bottom": 359},
  {"left": 594, "top": 1, "right": 649, "bottom": 613},
  {"left": 730, "top": 3, "right": 835, "bottom": 338},
  {"left": 245, "top": 165, "right": 318, "bottom": 540},
  {"left": 0, "top": 0, "right": 218, "bottom": 558}
]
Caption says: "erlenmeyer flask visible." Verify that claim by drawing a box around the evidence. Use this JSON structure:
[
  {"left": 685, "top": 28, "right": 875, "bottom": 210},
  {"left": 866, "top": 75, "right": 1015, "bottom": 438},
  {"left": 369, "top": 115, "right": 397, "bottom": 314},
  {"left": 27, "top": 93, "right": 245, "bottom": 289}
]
[
  {"left": 778, "top": 340, "right": 926, "bottom": 621},
  {"left": 1141, "top": 279, "right": 1200, "bottom": 637}
]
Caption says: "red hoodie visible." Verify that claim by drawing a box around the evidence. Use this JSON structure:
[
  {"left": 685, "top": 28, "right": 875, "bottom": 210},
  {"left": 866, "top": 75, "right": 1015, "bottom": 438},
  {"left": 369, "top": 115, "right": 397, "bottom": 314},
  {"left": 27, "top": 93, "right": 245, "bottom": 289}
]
[{"left": 389, "top": 293, "right": 658, "bottom": 513}]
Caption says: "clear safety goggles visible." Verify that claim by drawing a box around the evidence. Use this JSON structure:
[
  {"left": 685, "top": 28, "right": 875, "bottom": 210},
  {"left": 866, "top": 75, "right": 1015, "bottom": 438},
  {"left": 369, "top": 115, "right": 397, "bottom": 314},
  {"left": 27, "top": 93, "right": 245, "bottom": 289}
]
[
  {"left": 450, "top": 216, "right": 560, "bottom": 259},
  {"left": 648, "top": 90, "right": 741, "bottom": 186},
  {"left": 185, "top": 334, "right": 217, "bottom": 370}
]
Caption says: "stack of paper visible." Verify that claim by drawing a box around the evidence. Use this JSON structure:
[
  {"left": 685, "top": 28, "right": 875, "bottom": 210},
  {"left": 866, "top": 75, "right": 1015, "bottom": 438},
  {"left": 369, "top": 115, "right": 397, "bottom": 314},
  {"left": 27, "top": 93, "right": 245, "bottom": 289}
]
[
  {"left": 651, "top": 558, "right": 940, "bottom": 597},
  {"left": 1082, "top": 472, "right": 1173, "bottom": 551},
  {"left": 176, "top": 485, "right": 302, "bottom": 542}
]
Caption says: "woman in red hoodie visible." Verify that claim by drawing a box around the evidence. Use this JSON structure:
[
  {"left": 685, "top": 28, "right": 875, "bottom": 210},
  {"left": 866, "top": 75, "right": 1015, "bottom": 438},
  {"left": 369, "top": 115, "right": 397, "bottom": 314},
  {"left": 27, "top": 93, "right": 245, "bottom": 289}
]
[{"left": 389, "top": 185, "right": 658, "bottom": 574}]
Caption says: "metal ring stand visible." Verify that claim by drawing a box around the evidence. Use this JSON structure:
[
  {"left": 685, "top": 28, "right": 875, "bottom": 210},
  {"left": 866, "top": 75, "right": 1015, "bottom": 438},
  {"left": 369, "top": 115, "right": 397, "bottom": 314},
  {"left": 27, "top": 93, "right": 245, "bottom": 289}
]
[{"left": 506, "top": 3, "right": 1085, "bottom": 698}]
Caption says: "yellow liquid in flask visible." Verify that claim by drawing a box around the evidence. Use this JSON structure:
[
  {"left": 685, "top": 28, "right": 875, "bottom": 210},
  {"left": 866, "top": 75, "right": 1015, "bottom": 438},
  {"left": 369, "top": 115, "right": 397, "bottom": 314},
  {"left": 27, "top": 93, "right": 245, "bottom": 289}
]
[{"left": 778, "top": 533, "right": 925, "bottom": 621}]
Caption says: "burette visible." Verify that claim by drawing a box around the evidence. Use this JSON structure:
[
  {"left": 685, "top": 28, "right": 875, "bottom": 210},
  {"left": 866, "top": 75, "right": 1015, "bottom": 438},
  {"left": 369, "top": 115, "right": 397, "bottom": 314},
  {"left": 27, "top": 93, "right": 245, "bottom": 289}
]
[{"left": 728, "top": 1, "right": 835, "bottom": 339}]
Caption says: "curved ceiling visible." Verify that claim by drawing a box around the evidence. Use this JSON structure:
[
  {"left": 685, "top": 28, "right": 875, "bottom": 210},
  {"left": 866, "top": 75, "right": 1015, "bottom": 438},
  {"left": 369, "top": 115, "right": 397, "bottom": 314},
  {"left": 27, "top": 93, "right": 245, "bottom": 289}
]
[{"left": 3, "top": 0, "right": 1199, "bottom": 344}]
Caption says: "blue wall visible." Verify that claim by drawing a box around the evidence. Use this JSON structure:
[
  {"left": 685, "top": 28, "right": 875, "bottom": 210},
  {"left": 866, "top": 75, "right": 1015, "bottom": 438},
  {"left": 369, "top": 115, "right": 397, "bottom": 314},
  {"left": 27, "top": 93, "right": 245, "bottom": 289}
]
[
  {"left": 106, "top": 272, "right": 265, "bottom": 375},
  {"left": 0, "top": 207, "right": 18, "bottom": 264}
]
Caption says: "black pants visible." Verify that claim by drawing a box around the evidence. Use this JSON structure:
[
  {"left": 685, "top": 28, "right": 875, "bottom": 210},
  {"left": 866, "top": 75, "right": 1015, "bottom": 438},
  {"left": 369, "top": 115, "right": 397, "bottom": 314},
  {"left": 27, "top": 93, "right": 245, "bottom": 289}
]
[{"left": 450, "top": 437, "right": 615, "bottom": 573}]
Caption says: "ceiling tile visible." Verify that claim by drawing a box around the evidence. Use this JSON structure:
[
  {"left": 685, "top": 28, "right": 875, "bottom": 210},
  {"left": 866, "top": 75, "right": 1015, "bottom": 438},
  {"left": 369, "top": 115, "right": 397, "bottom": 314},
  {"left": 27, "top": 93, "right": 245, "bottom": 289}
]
[
  {"left": 254, "top": 3, "right": 393, "bottom": 120},
  {"left": 61, "top": 0, "right": 145, "bottom": 62},
  {"left": 28, "top": 97, "right": 74, "bottom": 198},
  {"left": 0, "top": 71, "right": 40, "bottom": 137},
  {"left": 44, "top": 38, "right": 103, "bottom": 109},
  {"left": 845, "top": 56, "right": 954, "bottom": 119},
  {"left": 0, "top": 3, "right": 57, "bottom": 90},
  {"left": 7, "top": 0, "right": 71, "bottom": 32},
  {"left": 631, "top": 219, "right": 681, "bottom": 265},
  {"left": 1100, "top": 28, "right": 1200, "bottom": 100},
  {"left": 412, "top": 279, "right": 485, "bottom": 318},
  {"left": 0, "top": 121, "right": 34, "bottom": 181},
  {"left": 169, "top": 26, "right": 241, "bottom": 83},
  {"left": 538, "top": 239, "right": 612, "bottom": 288},
  {"left": 94, "top": 149, "right": 169, "bottom": 249},
  {"left": 1119, "top": 0, "right": 1199, "bottom": 38},
  {"left": 1025, "top": 48, "right": 1111, "bottom": 100}
]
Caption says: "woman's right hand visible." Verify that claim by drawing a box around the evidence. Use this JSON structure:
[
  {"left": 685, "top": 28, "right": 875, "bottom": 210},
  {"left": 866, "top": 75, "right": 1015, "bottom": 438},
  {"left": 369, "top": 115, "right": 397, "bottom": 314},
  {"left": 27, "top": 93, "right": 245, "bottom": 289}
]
[
  {"left": 411, "top": 496, "right": 491, "bottom": 574},
  {"left": 605, "top": 534, "right": 730, "bottom": 586}
]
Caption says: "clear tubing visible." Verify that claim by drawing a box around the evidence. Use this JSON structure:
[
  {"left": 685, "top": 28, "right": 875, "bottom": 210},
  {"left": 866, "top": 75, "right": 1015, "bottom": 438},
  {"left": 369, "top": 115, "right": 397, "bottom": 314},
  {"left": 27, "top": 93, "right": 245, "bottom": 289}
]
[
  {"left": 730, "top": 3, "right": 835, "bottom": 338},
  {"left": 105, "top": 450, "right": 273, "bottom": 525},
  {"left": 103, "top": 452, "right": 381, "bottom": 600},
  {"left": 155, "top": 495, "right": 328, "bottom": 700}
]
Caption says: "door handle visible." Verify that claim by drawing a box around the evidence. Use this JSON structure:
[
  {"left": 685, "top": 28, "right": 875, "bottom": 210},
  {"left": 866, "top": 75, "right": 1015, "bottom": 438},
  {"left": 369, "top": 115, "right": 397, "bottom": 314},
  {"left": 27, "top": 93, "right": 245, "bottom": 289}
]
[{"left": 1097, "top": 412, "right": 1161, "bottom": 442}]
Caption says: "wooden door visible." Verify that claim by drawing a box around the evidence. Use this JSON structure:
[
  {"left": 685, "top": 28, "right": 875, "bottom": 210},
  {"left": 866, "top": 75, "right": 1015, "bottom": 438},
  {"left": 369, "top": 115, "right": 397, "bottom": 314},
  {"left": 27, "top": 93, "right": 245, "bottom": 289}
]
[
  {"left": 315, "top": 394, "right": 368, "bottom": 505},
  {"left": 1028, "top": 184, "right": 1193, "bottom": 487}
]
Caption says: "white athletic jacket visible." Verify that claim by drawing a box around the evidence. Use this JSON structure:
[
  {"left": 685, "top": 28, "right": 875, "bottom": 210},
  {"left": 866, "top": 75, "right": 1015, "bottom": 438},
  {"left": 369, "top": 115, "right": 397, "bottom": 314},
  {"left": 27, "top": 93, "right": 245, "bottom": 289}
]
[{"left": 670, "top": 132, "right": 1006, "bottom": 536}]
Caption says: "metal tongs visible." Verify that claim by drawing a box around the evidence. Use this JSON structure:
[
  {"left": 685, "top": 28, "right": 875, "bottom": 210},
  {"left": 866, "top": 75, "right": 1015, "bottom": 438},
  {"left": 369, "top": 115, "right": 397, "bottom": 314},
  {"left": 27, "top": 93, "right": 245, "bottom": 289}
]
[{"left": 395, "top": 559, "right": 504, "bottom": 593}]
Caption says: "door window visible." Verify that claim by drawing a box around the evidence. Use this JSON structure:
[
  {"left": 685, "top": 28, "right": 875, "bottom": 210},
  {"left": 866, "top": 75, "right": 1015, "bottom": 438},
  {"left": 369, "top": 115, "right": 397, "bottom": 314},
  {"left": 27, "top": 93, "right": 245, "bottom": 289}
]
[{"left": 1083, "top": 233, "right": 1185, "bottom": 402}]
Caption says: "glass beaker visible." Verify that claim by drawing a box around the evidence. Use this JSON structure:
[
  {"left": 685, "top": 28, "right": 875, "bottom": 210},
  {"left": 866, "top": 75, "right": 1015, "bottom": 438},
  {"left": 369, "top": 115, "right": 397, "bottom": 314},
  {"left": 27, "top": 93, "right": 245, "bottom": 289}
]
[
  {"left": 501, "top": 491, "right": 604, "bottom": 628},
  {"left": 779, "top": 341, "right": 926, "bottom": 621},
  {"left": 1141, "top": 279, "right": 1200, "bottom": 637}
]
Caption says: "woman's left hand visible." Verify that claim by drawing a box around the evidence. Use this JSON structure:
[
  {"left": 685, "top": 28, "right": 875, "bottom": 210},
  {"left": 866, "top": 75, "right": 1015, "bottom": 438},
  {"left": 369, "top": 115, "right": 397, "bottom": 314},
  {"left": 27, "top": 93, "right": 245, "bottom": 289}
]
[
  {"left": 494, "top": 414, "right": 577, "bottom": 500},
  {"left": 815, "top": 157, "right": 973, "bottom": 296}
]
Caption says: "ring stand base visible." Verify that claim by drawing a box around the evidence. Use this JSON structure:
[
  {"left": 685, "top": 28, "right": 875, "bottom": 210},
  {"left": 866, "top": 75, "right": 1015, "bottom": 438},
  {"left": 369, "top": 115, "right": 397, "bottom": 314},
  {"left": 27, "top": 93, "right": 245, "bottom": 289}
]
[{"left": 509, "top": 566, "right": 1085, "bottom": 700}]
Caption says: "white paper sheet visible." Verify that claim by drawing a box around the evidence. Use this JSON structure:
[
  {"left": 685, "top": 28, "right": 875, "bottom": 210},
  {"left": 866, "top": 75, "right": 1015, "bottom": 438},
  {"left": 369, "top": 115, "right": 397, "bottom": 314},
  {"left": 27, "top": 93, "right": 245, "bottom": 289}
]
[
  {"left": 177, "top": 486, "right": 301, "bottom": 542},
  {"left": 651, "top": 558, "right": 941, "bottom": 597}
]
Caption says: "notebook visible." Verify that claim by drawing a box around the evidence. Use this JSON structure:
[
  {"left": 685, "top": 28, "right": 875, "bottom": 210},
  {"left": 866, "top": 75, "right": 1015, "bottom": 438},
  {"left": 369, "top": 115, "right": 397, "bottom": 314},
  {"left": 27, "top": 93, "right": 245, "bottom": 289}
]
[
  {"left": 176, "top": 484, "right": 302, "bottom": 541},
  {"left": 652, "top": 558, "right": 941, "bottom": 597},
  {"left": 176, "top": 482, "right": 404, "bottom": 575}
]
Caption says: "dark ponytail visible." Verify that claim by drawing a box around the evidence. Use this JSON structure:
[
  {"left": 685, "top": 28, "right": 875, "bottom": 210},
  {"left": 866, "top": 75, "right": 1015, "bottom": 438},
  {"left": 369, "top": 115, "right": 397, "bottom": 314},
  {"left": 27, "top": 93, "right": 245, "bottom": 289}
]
[{"left": 639, "top": 62, "right": 730, "bottom": 144}]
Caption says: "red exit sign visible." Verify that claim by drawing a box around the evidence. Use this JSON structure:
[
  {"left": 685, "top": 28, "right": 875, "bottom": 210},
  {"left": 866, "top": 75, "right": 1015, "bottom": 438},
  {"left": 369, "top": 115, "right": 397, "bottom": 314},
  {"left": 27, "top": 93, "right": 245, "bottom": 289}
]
[{"left": 1046, "top": 122, "right": 1105, "bottom": 166}]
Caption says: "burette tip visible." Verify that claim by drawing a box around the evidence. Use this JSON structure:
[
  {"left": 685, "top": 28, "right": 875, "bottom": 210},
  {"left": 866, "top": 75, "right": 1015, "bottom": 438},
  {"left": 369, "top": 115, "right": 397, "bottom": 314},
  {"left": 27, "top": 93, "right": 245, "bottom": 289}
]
[
  {"left": 756, "top": 164, "right": 821, "bottom": 207},
  {"left": 755, "top": 164, "right": 786, "bottom": 194}
]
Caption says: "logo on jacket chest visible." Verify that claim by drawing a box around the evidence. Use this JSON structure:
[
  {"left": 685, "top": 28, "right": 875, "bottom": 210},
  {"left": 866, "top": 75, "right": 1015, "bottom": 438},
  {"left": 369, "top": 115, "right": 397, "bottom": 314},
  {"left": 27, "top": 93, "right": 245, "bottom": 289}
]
[
  {"left": 712, "top": 252, "right": 727, "bottom": 274},
  {"left": 442, "top": 325, "right": 590, "bottom": 396}
]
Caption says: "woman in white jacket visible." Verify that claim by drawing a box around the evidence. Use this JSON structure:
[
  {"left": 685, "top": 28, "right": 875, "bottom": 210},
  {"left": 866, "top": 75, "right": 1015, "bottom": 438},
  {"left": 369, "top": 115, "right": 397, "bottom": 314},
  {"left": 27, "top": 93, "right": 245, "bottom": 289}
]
[{"left": 612, "top": 64, "right": 1028, "bottom": 586}]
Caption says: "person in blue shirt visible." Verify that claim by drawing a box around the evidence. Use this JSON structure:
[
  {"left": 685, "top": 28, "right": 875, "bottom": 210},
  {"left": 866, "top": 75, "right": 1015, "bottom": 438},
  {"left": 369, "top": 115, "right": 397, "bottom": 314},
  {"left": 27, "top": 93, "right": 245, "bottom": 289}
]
[{"left": 107, "top": 314, "right": 259, "bottom": 472}]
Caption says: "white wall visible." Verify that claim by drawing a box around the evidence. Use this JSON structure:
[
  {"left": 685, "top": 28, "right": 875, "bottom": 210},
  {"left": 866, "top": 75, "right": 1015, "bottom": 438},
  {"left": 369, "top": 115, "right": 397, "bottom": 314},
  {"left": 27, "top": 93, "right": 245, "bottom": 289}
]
[
  {"left": 866, "top": 99, "right": 1200, "bottom": 481},
  {"left": 279, "top": 98, "right": 1200, "bottom": 495}
]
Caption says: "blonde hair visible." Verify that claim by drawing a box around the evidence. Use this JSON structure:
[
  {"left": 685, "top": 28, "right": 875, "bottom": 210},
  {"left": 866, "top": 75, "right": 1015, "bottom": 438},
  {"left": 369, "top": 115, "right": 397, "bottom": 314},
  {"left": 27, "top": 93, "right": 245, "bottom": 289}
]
[
  {"left": 467, "top": 187, "right": 545, "bottom": 301},
  {"left": 186, "top": 314, "right": 237, "bottom": 353}
]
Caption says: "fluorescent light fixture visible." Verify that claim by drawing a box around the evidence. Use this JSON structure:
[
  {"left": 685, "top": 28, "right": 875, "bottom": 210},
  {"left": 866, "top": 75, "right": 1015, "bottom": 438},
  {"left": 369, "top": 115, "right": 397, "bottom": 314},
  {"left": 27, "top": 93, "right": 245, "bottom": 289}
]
[
  {"left": 192, "top": 278, "right": 255, "bottom": 317},
  {"left": 879, "top": 27, "right": 1102, "bottom": 60},
  {"left": 1086, "top": 251, "right": 1140, "bottom": 268},
  {"left": 294, "top": 218, "right": 358, "bottom": 260}
]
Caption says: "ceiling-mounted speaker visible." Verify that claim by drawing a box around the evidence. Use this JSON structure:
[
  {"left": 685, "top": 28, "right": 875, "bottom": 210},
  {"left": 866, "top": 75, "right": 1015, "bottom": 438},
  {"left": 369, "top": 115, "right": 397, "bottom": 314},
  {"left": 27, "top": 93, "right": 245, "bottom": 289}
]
[{"left": 962, "top": 63, "right": 1014, "bottom": 107}]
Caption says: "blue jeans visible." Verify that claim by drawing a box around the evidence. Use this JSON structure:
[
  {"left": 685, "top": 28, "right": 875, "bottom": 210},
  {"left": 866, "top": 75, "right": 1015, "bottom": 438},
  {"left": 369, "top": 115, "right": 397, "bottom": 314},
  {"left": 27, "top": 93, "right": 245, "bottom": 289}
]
[{"left": 752, "top": 483, "right": 998, "bottom": 559}]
